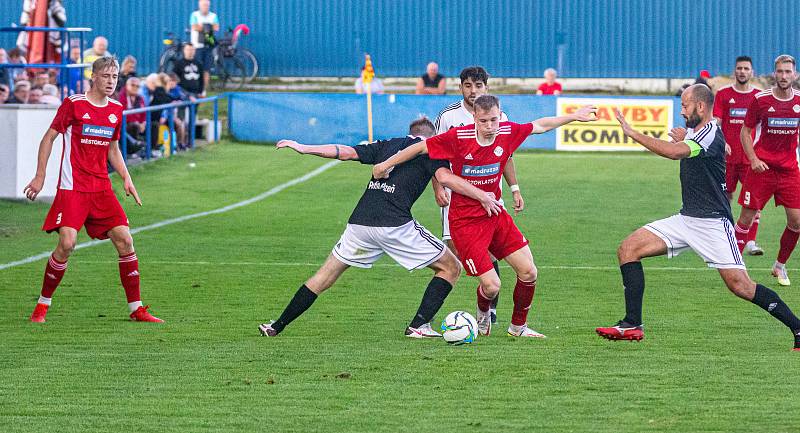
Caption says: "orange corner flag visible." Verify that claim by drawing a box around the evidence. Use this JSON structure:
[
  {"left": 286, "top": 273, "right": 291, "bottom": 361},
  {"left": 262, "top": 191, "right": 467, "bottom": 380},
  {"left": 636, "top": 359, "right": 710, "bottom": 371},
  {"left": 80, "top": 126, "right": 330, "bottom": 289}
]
[{"left": 362, "top": 54, "right": 375, "bottom": 84}]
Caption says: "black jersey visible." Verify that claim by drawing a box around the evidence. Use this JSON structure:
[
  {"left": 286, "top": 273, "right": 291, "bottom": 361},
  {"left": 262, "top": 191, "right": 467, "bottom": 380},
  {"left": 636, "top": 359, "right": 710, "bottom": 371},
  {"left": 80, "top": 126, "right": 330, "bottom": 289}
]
[
  {"left": 349, "top": 136, "right": 450, "bottom": 227},
  {"left": 680, "top": 121, "right": 734, "bottom": 222}
]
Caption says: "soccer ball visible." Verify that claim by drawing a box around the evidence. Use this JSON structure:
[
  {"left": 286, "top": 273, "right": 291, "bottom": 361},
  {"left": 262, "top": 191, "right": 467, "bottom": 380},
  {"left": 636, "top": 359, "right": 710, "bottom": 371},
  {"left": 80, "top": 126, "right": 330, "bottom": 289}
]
[{"left": 440, "top": 311, "right": 478, "bottom": 345}]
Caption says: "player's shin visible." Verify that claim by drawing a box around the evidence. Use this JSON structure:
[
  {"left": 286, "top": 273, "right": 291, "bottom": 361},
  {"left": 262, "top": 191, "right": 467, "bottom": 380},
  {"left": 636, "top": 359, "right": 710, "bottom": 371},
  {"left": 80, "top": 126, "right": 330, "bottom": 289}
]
[
  {"left": 409, "top": 277, "right": 453, "bottom": 328},
  {"left": 734, "top": 223, "right": 751, "bottom": 253},
  {"left": 748, "top": 214, "right": 760, "bottom": 242},
  {"left": 751, "top": 284, "right": 800, "bottom": 334},
  {"left": 490, "top": 261, "right": 501, "bottom": 311},
  {"left": 621, "top": 261, "right": 645, "bottom": 326},
  {"left": 119, "top": 252, "right": 142, "bottom": 312},
  {"left": 476, "top": 285, "right": 493, "bottom": 312},
  {"left": 777, "top": 226, "right": 800, "bottom": 265},
  {"left": 272, "top": 284, "right": 319, "bottom": 334},
  {"left": 40, "top": 254, "right": 68, "bottom": 302},
  {"left": 511, "top": 278, "right": 536, "bottom": 326}
]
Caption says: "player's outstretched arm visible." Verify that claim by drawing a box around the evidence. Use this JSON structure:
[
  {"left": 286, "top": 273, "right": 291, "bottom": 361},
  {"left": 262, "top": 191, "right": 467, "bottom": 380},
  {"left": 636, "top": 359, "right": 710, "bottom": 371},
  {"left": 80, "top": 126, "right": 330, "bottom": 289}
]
[
  {"left": 614, "top": 108, "right": 689, "bottom": 160},
  {"left": 740, "top": 125, "right": 768, "bottom": 172},
  {"left": 372, "top": 140, "right": 428, "bottom": 179},
  {"left": 108, "top": 140, "right": 142, "bottom": 206},
  {"left": 276, "top": 140, "right": 359, "bottom": 161},
  {"left": 530, "top": 105, "right": 598, "bottom": 134},
  {"left": 434, "top": 168, "right": 502, "bottom": 217},
  {"left": 23, "top": 128, "right": 60, "bottom": 201}
]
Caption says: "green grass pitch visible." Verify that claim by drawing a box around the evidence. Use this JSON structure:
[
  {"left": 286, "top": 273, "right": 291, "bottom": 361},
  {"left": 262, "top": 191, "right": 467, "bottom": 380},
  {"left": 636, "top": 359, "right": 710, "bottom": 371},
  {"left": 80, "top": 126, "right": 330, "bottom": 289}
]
[{"left": 1, "top": 141, "right": 798, "bottom": 432}]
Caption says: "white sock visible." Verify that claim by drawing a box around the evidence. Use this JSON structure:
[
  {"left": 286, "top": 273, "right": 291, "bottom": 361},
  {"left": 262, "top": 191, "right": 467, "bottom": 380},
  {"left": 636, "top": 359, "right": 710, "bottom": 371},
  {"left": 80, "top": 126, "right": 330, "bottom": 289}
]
[
  {"left": 775, "top": 261, "right": 786, "bottom": 269},
  {"left": 128, "top": 301, "right": 143, "bottom": 313},
  {"left": 508, "top": 323, "right": 524, "bottom": 333},
  {"left": 38, "top": 296, "right": 52, "bottom": 306}
]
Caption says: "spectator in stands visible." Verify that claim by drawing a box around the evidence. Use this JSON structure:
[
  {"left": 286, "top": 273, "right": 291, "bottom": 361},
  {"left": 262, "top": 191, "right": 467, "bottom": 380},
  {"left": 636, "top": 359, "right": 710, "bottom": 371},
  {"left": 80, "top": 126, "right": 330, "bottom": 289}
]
[
  {"left": 116, "top": 55, "right": 138, "bottom": 93},
  {"left": 166, "top": 72, "right": 189, "bottom": 148},
  {"left": 0, "top": 84, "right": 9, "bottom": 104},
  {"left": 7, "top": 80, "right": 30, "bottom": 103},
  {"left": 40, "top": 84, "right": 60, "bottom": 104},
  {"left": 537, "top": 68, "right": 563, "bottom": 95},
  {"left": 33, "top": 71, "right": 50, "bottom": 89},
  {"left": 675, "top": 70, "right": 712, "bottom": 97},
  {"left": 83, "top": 36, "right": 111, "bottom": 80},
  {"left": 172, "top": 44, "right": 204, "bottom": 97},
  {"left": 415, "top": 62, "right": 446, "bottom": 95},
  {"left": 0, "top": 48, "right": 10, "bottom": 88},
  {"left": 144, "top": 73, "right": 173, "bottom": 152},
  {"left": 118, "top": 76, "right": 146, "bottom": 155},
  {"left": 28, "top": 86, "right": 43, "bottom": 104},
  {"left": 354, "top": 68, "right": 385, "bottom": 94},
  {"left": 190, "top": 0, "right": 219, "bottom": 93},
  {"left": 64, "top": 45, "right": 84, "bottom": 94},
  {"left": 8, "top": 48, "right": 27, "bottom": 82}
]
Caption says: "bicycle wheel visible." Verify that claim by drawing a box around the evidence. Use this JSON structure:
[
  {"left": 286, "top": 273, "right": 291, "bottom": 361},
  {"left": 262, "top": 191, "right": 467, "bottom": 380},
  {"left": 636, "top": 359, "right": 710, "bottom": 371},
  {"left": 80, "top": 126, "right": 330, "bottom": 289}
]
[
  {"left": 235, "top": 48, "right": 258, "bottom": 82},
  {"left": 214, "top": 56, "right": 246, "bottom": 90},
  {"left": 158, "top": 46, "right": 182, "bottom": 73}
]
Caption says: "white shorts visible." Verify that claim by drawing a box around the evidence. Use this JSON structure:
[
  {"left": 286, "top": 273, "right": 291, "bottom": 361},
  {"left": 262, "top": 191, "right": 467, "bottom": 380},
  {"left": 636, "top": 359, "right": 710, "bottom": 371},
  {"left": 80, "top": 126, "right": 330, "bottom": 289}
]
[
  {"left": 644, "top": 214, "right": 745, "bottom": 270},
  {"left": 332, "top": 220, "right": 446, "bottom": 270}
]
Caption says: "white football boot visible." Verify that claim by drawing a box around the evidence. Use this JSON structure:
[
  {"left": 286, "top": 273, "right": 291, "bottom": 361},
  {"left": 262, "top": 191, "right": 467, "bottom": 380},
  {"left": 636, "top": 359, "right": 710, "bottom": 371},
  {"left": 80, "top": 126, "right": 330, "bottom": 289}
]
[
  {"left": 507, "top": 323, "right": 546, "bottom": 338},
  {"left": 404, "top": 323, "right": 442, "bottom": 338},
  {"left": 772, "top": 262, "right": 791, "bottom": 286},
  {"left": 744, "top": 240, "right": 764, "bottom": 256},
  {"left": 476, "top": 308, "right": 492, "bottom": 336}
]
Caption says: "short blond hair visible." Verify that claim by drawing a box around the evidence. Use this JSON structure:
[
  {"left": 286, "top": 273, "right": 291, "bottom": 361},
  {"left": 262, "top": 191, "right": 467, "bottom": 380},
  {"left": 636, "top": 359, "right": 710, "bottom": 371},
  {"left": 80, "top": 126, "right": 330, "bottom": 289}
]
[
  {"left": 92, "top": 56, "right": 119, "bottom": 74},
  {"left": 774, "top": 54, "right": 796, "bottom": 69}
]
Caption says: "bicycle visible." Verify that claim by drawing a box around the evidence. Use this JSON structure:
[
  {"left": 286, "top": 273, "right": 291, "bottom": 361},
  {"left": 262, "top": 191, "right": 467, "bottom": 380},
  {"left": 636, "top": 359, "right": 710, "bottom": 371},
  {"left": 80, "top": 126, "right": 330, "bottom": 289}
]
[
  {"left": 210, "top": 36, "right": 246, "bottom": 90},
  {"left": 229, "top": 24, "right": 258, "bottom": 82}
]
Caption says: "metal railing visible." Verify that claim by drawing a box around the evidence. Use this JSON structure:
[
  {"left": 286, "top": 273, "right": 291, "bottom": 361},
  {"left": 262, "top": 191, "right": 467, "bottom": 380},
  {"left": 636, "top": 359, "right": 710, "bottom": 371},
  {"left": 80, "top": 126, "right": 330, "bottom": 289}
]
[
  {"left": 121, "top": 95, "right": 220, "bottom": 161},
  {"left": 0, "top": 26, "right": 92, "bottom": 96}
]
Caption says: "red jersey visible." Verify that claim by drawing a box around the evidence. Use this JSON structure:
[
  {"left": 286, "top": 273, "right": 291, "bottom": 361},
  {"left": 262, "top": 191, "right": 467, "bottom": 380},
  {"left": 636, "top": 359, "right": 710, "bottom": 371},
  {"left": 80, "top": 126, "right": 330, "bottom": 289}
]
[
  {"left": 713, "top": 85, "right": 759, "bottom": 165},
  {"left": 50, "top": 94, "right": 123, "bottom": 192},
  {"left": 426, "top": 122, "right": 533, "bottom": 220},
  {"left": 537, "top": 82, "right": 562, "bottom": 95},
  {"left": 744, "top": 88, "right": 800, "bottom": 170}
]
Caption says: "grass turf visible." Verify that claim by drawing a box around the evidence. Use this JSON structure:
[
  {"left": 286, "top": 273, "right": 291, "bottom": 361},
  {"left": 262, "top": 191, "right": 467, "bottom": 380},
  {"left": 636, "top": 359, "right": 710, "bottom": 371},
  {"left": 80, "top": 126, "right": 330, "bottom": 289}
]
[{"left": 1, "top": 142, "right": 798, "bottom": 432}]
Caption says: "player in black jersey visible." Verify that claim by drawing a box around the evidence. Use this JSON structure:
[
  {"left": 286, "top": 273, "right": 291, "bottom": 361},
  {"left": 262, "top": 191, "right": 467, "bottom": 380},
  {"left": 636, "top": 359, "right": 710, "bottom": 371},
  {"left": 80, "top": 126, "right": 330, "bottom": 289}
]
[{"left": 259, "top": 118, "right": 502, "bottom": 338}]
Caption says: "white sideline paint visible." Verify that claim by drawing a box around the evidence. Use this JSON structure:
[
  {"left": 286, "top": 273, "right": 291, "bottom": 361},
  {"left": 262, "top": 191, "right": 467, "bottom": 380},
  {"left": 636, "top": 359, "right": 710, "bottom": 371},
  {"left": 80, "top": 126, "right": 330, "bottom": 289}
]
[
  {"left": 0, "top": 160, "right": 341, "bottom": 271},
  {"left": 65, "top": 260, "right": 790, "bottom": 273}
]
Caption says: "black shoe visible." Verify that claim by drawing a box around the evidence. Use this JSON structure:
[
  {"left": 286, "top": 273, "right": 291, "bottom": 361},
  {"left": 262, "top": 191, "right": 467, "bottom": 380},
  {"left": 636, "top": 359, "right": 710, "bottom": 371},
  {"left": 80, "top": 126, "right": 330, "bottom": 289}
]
[{"left": 490, "top": 310, "right": 497, "bottom": 324}]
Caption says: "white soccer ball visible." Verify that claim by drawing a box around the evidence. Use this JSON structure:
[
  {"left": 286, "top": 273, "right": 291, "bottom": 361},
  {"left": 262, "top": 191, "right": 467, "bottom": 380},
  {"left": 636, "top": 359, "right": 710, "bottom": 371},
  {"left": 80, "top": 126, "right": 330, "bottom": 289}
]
[{"left": 441, "top": 311, "right": 478, "bottom": 345}]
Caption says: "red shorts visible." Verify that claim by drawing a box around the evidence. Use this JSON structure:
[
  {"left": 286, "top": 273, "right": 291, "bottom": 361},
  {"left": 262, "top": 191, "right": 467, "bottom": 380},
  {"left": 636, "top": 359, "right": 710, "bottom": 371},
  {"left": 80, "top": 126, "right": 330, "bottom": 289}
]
[
  {"left": 738, "top": 167, "right": 800, "bottom": 210},
  {"left": 725, "top": 162, "right": 749, "bottom": 195},
  {"left": 42, "top": 189, "right": 129, "bottom": 239},
  {"left": 450, "top": 210, "right": 529, "bottom": 276}
]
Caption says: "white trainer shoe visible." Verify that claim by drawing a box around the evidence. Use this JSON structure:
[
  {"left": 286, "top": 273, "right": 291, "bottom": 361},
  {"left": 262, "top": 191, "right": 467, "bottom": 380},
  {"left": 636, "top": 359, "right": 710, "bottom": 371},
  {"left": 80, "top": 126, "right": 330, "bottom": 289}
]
[
  {"left": 744, "top": 240, "right": 764, "bottom": 256},
  {"left": 507, "top": 323, "right": 546, "bottom": 338},
  {"left": 772, "top": 263, "right": 791, "bottom": 286},
  {"left": 258, "top": 321, "right": 279, "bottom": 337},
  {"left": 476, "top": 308, "right": 492, "bottom": 336},
  {"left": 405, "top": 323, "right": 441, "bottom": 338}
]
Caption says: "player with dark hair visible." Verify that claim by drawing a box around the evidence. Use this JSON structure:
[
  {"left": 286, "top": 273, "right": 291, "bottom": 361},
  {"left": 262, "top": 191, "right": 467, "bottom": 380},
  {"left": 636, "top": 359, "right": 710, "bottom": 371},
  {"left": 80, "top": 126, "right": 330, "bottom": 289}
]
[
  {"left": 433, "top": 66, "right": 524, "bottom": 325},
  {"left": 734, "top": 54, "right": 800, "bottom": 286},
  {"left": 259, "top": 117, "right": 503, "bottom": 338},
  {"left": 596, "top": 84, "right": 800, "bottom": 351},
  {"left": 713, "top": 55, "right": 763, "bottom": 255},
  {"left": 373, "top": 96, "right": 597, "bottom": 338},
  {"left": 23, "top": 56, "right": 163, "bottom": 323}
]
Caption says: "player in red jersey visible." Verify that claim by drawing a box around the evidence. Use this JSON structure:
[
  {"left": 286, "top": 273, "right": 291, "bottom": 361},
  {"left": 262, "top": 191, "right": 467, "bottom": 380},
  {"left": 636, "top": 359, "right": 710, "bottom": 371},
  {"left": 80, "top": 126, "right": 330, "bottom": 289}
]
[
  {"left": 373, "top": 95, "right": 597, "bottom": 338},
  {"left": 713, "top": 55, "right": 764, "bottom": 255},
  {"left": 734, "top": 54, "right": 800, "bottom": 286},
  {"left": 23, "top": 57, "right": 163, "bottom": 323}
]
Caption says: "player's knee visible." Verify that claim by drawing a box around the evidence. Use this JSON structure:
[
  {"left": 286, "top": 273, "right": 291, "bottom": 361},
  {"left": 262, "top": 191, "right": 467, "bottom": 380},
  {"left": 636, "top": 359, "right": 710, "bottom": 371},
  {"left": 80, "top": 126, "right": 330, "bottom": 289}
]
[
  {"left": 787, "top": 220, "right": 800, "bottom": 233},
  {"left": 722, "top": 272, "right": 754, "bottom": 299},
  {"left": 517, "top": 265, "right": 537, "bottom": 282},
  {"left": 617, "top": 242, "right": 636, "bottom": 263},
  {"left": 57, "top": 233, "right": 77, "bottom": 255},
  {"left": 113, "top": 234, "right": 135, "bottom": 254}
]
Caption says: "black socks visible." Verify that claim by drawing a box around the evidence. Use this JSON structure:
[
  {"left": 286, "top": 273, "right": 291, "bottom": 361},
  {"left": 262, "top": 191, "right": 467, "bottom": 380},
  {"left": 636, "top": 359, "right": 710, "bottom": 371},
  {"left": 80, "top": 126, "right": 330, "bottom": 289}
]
[
  {"left": 620, "top": 261, "right": 645, "bottom": 327},
  {"left": 272, "top": 284, "right": 318, "bottom": 334},
  {"left": 409, "top": 277, "right": 454, "bottom": 329}
]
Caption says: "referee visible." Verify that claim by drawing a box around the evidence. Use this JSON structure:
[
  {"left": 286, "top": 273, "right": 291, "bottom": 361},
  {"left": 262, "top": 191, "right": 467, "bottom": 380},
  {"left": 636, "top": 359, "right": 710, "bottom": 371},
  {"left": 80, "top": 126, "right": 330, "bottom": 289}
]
[{"left": 259, "top": 118, "right": 502, "bottom": 338}]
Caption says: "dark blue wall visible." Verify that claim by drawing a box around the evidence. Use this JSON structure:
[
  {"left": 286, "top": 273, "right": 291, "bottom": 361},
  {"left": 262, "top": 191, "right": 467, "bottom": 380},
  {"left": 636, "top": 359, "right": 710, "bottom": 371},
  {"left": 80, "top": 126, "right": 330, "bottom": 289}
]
[{"left": 0, "top": 1, "right": 796, "bottom": 78}]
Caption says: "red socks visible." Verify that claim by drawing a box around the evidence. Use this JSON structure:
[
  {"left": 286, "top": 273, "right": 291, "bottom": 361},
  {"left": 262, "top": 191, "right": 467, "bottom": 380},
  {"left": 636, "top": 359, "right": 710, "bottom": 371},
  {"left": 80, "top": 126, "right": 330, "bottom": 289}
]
[
  {"left": 511, "top": 278, "right": 536, "bottom": 326},
  {"left": 749, "top": 214, "right": 760, "bottom": 243},
  {"left": 476, "top": 285, "right": 492, "bottom": 312},
  {"left": 734, "top": 223, "right": 750, "bottom": 253},
  {"left": 118, "top": 252, "right": 141, "bottom": 304},
  {"left": 777, "top": 226, "right": 800, "bottom": 265},
  {"left": 40, "top": 254, "right": 67, "bottom": 299}
]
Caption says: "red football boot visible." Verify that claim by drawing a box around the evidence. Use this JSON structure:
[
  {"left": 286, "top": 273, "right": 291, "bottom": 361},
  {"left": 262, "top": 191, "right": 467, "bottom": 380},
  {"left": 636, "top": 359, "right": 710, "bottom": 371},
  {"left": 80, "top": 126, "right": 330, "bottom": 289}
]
[
  {"left": 130, "top": 305, "right": 164, "bottom": 323},
  {"left": 30, "top": 303, "right": 49, "bottom": 323},
  {"left": 596, "top": 321, "right": 644, "bottom": 341}
]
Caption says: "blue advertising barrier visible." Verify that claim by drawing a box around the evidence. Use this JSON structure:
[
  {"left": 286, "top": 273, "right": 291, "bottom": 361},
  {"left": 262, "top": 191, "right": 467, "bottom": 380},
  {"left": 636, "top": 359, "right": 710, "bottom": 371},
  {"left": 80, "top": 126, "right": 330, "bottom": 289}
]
[{"left": 229, "top": 93, "right": 683, "bottom": 150}]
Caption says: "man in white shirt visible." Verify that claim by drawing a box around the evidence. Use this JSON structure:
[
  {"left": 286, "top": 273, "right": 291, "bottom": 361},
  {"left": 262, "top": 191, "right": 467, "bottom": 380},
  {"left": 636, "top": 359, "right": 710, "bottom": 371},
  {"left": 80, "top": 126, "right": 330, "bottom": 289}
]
[{"left": 190, "top": 0, "right": 219, "bottom": 93}]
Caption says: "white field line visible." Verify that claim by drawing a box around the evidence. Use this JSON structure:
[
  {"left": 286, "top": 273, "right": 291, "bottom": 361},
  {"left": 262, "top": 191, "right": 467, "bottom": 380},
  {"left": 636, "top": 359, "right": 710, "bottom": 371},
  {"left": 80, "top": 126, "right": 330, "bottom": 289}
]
[
  {"left": 0, "top": 160, "right": 341, "bottom": 272},
  {"left": 65, "top": 260, "right": 790, "bottom": 273}
]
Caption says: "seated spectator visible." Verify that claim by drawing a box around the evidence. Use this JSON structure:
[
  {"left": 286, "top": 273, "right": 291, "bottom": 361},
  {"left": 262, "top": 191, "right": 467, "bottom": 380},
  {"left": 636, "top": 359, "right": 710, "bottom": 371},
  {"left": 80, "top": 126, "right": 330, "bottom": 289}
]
[
  {"left": 166, "top": 72, "right": 190, "bottom": 148},
  {"left": 33, "top": 71, "right": 49, "bottom": 88},
  {"left": 7, "top": 80, "right": 30, "bottom": 103},
  {"left": 40, "top": 84, "right": 60, "bottom": 104},
  {"left": 83, "top": 36, "right": 111, "bottom": 80},
  {"left": 537, "top": 68, "right": 562, "bottom": 95},
  {"left": 172, "top": 44, "right": 204, "bottom": 97},
  {"left": 117, "top": 76, "right": 146, "bottom": 154},
  {"left": 354, "top": 68, "right": 385, "bottom": 94},
  {"left": 0, "top": 48, "right": 10, "bottom": 88},
  {"left": 144, "top": 73, "right": 173, "bottom": 152},
  {"left": 0, "top": 83, "right": 9, "bottom": 104},
  {"left": 64, "top": 45, "right": 84, "bottom": 94},
  {"left": 8, "top": 48, "right": 27, "bottom": 82},
  {"left": 415, "top": 62, "right": 446, "bottom": 95},
  {"left": 116, "top": 55, "right": 138, "bottom": 93},
  {"left": 28, "top": 86, "right": 43, "bottom": 104}
]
